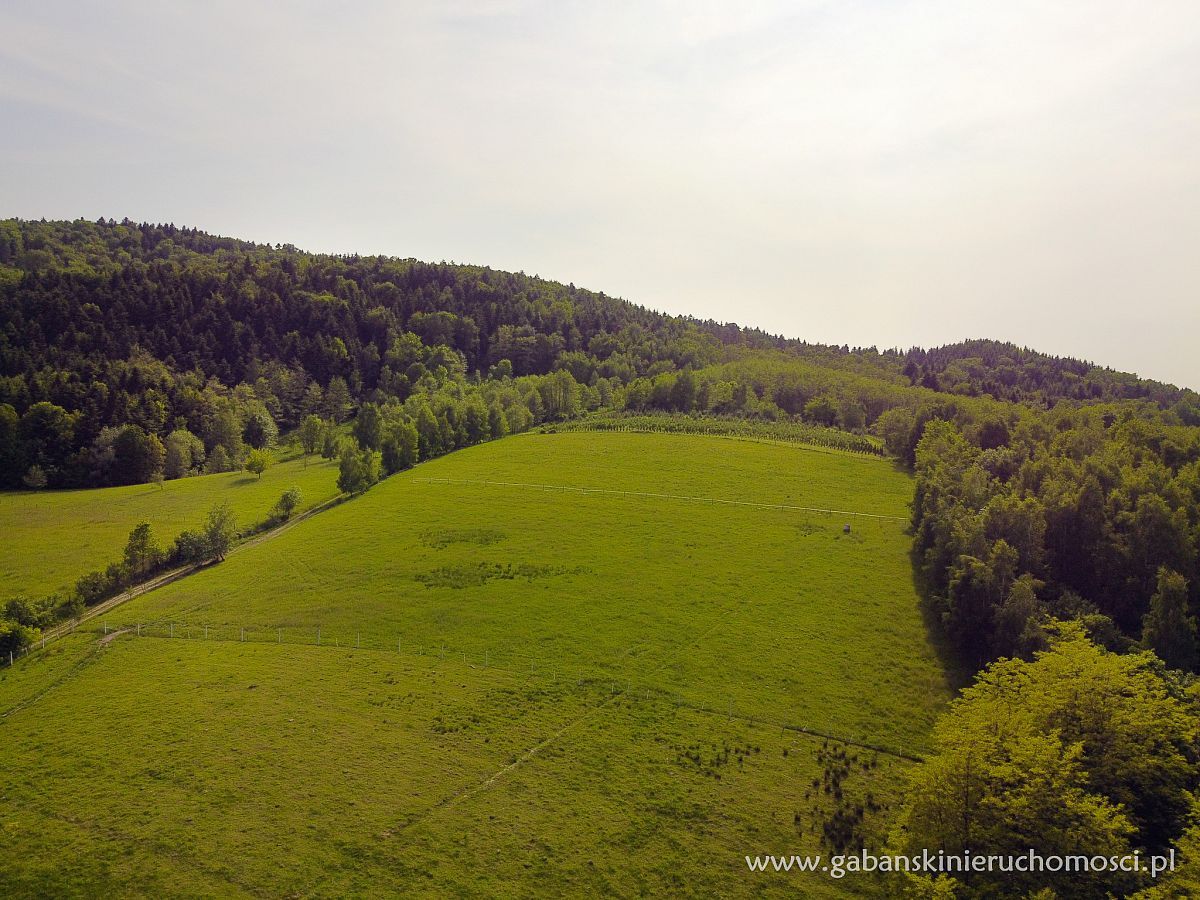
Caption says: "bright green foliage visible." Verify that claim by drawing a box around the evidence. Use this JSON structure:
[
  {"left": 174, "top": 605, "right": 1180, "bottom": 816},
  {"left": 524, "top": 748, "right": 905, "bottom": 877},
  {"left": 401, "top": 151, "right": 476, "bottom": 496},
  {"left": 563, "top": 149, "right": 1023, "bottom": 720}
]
[
  {"left": 207, "top": 406, "right": 245, "bottom": 463},
  {"left": 911, "top": 404, "right": 1200, "bottom": 672},
  {"left": 487, "top": 400, "right": 509, "bottom": 439},
  {"left": 461, "top": 395, "right": 489, "bottom": 443},
  {"left": 298, "top": 414, "right": 325, "bottom": 459},
  {"left": 202, "top": 501, "right": 237, "bottom": 562},
  {"left": 272, "top": 486, "right": 302, "bottom": 521},
  {"left": 381, "top": 420, "right": 418, "bottom": 474},
  {"left": 320, "top": 428, "right": 341, "bottom": 460},
  {"left": 337, "top": 446, "right": 381, "bottom": 495},
  {"left": 241, "top": 406, "right": 278, "bottom": 450},
  {"left": 352, "top": 402, "right": 384, "bottom": 451},
  {"left": 536, "top": 369, "right": 580, "bottom": 420},
  {"left": 163, "top": 428, "right": 205, "bottom": 479},
  {"left": 897, "top": 623, "right": 1200, "bottom": 897},
  {"left": 122, "top": 522, "right": 162, "bottom": 579},
  {"left": 414, "top": 403, "right": 440, "bottom": 460},
  {"left": 804, "top": 396, "right": 838, "bottom": 427},
  {"left": 244, "top": 448, "right": 273, "bottom": 479},
  {"left": 0, "top": 617, "right": 39, "bottom": 655}
]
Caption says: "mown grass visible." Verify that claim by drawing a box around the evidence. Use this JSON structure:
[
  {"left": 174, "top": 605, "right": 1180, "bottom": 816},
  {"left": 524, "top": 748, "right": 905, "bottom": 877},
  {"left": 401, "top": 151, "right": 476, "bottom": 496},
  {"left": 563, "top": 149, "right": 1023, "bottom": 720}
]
[
  {"left": 0, "top": 431, "right": 947, "bottom": 896},
  {"left": 0, "top": 450, "right": 339, "bottom": 600}
]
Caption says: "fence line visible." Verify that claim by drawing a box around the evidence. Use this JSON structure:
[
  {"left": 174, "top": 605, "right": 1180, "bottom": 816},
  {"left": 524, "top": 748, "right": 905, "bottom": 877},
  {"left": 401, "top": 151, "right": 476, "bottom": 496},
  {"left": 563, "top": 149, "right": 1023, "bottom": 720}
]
[
  {"left": 18, "top": 620, "right": 926, "bottom": 760},
  {"left": 412, "top": 476, "right": 908, "bottom": 522}
]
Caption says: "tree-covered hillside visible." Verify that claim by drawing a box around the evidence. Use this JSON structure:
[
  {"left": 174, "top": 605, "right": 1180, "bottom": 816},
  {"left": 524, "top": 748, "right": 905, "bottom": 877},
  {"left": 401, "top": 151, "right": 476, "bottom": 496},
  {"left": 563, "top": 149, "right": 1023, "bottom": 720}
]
[
  {"left": 2, "top": 217, "right": 1200, "bottom": 683},
  {"left": 2, "top": 218, "right": 1195, "bottom": 490}
]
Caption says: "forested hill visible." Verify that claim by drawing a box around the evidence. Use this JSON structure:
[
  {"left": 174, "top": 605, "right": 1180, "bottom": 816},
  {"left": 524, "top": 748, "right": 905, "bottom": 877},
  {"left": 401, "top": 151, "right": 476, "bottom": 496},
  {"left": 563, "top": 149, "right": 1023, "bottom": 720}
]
[
  {"left": 903, "top": 339, "right": 1193, "bottom": 409},
  {"left": 0, "top": 217, "right": 801, "bottom": 384},
  {"left": 3, "top": 216, "right": 1200, "bottom": 684},
  {"left": 1, "top": 219, "right": 1191, "bottom": 416}
]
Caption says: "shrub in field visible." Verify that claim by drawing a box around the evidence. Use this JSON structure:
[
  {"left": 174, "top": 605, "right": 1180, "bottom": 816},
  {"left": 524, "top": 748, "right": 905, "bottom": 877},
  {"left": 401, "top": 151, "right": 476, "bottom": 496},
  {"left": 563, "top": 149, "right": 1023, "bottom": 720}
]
[{"left": 272, "top": 486, "right": 302, "bottom": 521}]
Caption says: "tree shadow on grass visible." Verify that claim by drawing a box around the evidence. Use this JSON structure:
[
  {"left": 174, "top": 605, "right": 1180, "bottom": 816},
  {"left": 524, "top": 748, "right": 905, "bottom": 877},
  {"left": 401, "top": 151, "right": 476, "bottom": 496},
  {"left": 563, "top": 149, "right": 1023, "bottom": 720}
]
[{"left": 908, "top": 541, "right": 974, "bottom": 693}]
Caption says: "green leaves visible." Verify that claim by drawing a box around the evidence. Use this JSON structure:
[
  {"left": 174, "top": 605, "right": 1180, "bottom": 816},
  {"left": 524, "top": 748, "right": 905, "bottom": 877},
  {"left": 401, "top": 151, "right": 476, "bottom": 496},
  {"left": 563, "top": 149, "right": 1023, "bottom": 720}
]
[{"left": 897, "top": 627, "right": 1200, "bottom": 896}]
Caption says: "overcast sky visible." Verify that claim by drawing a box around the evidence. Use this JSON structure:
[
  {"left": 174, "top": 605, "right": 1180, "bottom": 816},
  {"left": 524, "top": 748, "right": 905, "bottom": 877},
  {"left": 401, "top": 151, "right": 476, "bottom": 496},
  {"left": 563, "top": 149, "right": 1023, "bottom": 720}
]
[{"left": 2, "top": 1, "right": 1198, "bottom": 388}]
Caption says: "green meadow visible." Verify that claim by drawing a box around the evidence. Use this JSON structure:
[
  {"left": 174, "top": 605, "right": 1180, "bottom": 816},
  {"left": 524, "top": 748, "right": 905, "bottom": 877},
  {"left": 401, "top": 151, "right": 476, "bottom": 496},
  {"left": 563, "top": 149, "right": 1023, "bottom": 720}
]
[
  {"left": 0, "top": 432, "right": 949, "bottom": 897},
  {"left": 0, "top": 450, "right": 339, "bottom": 600}
]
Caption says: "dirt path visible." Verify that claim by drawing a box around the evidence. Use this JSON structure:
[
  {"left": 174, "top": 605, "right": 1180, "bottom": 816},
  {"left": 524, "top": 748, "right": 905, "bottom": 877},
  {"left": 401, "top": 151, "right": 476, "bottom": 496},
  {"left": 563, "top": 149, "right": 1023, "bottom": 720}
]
[{"left": 97, "top": 628, "right": 130, "bottom": 647}]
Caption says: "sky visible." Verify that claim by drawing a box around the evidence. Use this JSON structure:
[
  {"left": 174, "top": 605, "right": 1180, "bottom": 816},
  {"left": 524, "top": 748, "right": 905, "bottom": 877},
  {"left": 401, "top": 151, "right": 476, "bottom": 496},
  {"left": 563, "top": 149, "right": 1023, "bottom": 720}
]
[{"left": 2, "top": 1, "right": 1198, "bottom": 388}]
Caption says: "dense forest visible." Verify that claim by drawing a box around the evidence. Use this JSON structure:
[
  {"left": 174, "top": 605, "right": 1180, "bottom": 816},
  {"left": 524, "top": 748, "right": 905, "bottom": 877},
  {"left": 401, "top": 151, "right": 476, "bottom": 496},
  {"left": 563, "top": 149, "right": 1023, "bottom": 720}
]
[
  {"left": 3, "top": 217, "right": 1200, "bottom": 682},
  {"left": 3, "top": 219, "right": 1196, "bottom": 490}
]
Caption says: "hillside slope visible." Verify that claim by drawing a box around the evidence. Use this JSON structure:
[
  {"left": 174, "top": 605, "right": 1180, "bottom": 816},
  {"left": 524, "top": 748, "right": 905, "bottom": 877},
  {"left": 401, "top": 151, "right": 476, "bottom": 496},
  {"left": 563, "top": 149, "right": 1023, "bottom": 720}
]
[{"left": 0, "top": 431, "right": 948, "bottom": 897}]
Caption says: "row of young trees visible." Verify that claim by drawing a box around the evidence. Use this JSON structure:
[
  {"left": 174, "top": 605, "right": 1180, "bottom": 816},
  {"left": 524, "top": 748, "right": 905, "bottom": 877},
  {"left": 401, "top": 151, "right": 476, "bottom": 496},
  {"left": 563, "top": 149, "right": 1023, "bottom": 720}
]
[
  {"left": 0, "top": 486, "right": 304, "bottom": 656},
  {"left": 314, "top": 367, "right": 603, "bottom": 495}
]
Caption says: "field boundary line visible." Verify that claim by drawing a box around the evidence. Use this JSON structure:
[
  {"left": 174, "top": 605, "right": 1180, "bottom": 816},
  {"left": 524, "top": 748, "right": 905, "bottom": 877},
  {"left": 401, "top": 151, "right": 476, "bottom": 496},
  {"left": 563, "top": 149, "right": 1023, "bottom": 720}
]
[{"left": 412, "top": 476, "right": 907, "bottom": 521}]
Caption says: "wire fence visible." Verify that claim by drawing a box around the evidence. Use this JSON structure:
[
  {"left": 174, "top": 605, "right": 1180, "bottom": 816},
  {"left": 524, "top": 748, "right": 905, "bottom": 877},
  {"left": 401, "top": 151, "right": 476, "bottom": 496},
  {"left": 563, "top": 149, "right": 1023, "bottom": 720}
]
[
  {"left": 412, "top": 476, "right": 908, "bottom": 523},
  {"left": 2, "top": 619, "right": 928, "bottom": 761}
]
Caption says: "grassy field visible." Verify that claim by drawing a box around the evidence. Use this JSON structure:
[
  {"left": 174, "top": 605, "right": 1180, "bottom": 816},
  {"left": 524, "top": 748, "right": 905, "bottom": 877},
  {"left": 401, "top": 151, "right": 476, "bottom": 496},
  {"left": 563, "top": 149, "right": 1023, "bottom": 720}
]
[
  {"left": 0, "top": 449, "right": 339, "bottom": 600},
  {"left": 0, "top": 432, "right": 949, "bottom": 897}
]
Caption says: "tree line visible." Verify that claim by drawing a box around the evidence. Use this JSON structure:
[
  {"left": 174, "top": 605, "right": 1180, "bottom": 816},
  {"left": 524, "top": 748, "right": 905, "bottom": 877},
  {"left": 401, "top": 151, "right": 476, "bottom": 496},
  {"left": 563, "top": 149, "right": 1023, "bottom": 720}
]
[{"left": 884, "top": 399, "right": 1200, "bottom": 672}]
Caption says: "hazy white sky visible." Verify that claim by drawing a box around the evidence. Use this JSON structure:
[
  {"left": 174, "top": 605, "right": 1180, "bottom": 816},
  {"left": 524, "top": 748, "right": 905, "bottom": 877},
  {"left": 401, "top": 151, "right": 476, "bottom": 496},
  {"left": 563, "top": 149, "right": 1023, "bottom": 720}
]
[{"left": 2, "top": 1, "right": 1198, "bottom": 388}]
